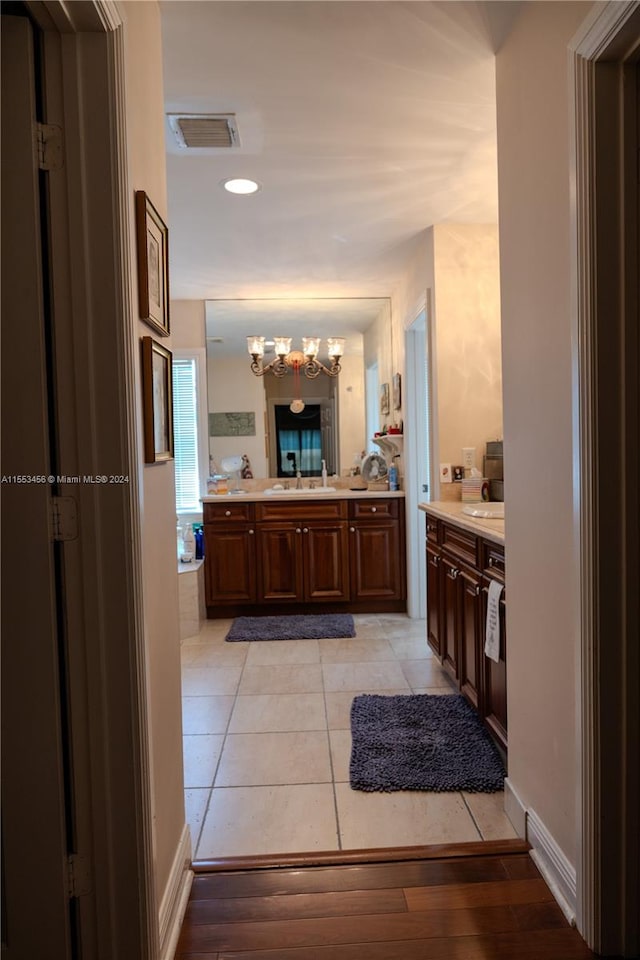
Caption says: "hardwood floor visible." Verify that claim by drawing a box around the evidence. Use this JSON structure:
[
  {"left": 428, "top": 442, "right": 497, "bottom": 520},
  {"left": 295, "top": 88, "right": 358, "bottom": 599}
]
[{"left": 176, "top": 840, "right": 597, "bottom": 959}]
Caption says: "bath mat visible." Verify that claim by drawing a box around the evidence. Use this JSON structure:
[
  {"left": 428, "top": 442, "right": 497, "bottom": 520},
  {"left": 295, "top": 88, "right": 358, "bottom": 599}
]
[
  {"left": 225, "top": 613, "right": 356, "bottom": 642},
  {"left": 350, "top": 693, "right": 505, "bottom": 793}
]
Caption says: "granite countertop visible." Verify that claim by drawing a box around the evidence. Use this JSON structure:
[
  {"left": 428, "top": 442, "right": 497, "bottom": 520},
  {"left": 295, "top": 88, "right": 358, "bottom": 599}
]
[
  {"left": 202, "top": 489, "right": 405, "bottom": 503},
  {"left": 418, "top": 500, "right": 505, "bottom": 545}
]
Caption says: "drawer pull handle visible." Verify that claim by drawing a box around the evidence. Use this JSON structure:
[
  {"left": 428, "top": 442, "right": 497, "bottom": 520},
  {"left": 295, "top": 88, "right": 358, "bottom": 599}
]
[
  {"left": 225, "top": 510, "right": 231, "bottom": 517},
  {"left": 488, "top": 556, "right": 503, "bottom": 568},
  {"left": 447, "top": 568, "right": 459, "bottom": 580},
  {"left": 475, "top": 585, "right": 481, "bottom": 596},
  {"left": 429, "top": 556, "right": 440, "bottom": 567}
]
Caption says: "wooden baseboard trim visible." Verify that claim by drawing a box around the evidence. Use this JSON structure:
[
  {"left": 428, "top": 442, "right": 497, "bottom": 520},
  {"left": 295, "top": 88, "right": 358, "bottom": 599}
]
[{"left": 193, "top": 838, "right": 530, "bottom": 874}]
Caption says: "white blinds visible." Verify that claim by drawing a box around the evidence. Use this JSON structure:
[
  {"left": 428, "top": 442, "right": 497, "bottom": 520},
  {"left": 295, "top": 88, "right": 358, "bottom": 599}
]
[{"left": 172, "top": 357, "right": 201, "bottom": 511}]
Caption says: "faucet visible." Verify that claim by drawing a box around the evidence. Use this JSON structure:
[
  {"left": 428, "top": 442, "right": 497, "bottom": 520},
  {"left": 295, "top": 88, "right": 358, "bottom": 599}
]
[{"left": 296, "top": 471, "right": 303, "bottom": 489}]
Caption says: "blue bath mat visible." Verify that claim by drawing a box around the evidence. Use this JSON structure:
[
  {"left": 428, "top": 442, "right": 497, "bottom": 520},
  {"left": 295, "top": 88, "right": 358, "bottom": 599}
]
[
  {"left": 350, "top": 693, "right": 505, "bottom": 793},
  {"left": 225, "top": 613, "right": 356, "bottom": 642}
]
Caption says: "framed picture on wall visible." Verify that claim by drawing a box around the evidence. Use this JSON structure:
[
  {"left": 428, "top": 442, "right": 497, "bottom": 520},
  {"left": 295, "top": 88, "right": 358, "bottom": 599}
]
[
  {"left": 141, "top": 336, "right": 174, "bottom": 463},
  {"left": 392, "top": 372, "right": 402, "bottom": 410},
  {"left": 380, "top": 382, "right": 390, "bottom": 416},
  {"left": 135, "top": 190, "right": 170, "bottom": 337}
]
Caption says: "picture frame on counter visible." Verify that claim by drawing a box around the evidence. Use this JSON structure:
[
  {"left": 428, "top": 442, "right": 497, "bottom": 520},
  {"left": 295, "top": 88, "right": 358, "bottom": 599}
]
[
  {"left": 141, "top": 336, "right": 174, "bottom": 464},
  {"left": 135, "top": 190, "right": 170, "bottom": 337}
]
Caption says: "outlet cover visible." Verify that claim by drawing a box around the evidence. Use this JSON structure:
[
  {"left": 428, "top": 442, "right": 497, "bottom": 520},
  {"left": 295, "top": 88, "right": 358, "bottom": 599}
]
[
  {"left": 440, "top": 463, "right": 452, "bottom": 484},
  {"left": 462, "top": 447, "right": 476, "bottom": 471}
]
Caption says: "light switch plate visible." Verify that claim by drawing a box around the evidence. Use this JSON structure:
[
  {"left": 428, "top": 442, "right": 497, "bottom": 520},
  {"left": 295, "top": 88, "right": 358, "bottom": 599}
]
[{"left": 439, "top": 463, "right": 452, "bottom": 484}]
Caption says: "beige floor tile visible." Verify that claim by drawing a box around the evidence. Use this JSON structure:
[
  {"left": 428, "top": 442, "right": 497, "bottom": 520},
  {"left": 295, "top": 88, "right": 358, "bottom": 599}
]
[
  {"left": 350, "top": 624, "right": 388, "bottom": 639},
  {"left": 238, "top": 663, "right": 323, "bottom": 695},
  {"left": 228, "top": 693, "right": 326, "bottom": 733},
  {"left": 183, "top": 734, "right": 225, "bottom": 788},
  {"left": 215, "top": 731, "right": 332, "bottom": 786},
  {"left": 245, "top": 639, "right": 320, "bottom": 666},
  {"left": 386, "top": 636, "right": 433, "bottom": 660},
  {"left": 398, "top": 659, "right": 453, "bottom": 689},
  {"left": 383, "top": 619, "right": 428, "bottom": 639},
  {"left": 324, "top": 688, "right": 410, "bottom": 730},
  {"left": 182, "top": 695, "right": 235, "bottom": 735},
  {"left": 412, "top": 686, "right": 458, "bottom": 696},
  {"left": 319, "top": 637, "right": 396, "bottom": 662},
  {"left": 181, "top": 665, "right": 243, "bottom": 697},
  {"left": 329, "top": 729, "right": 352, "bottom": 782},
  {"left": 334, "top": 783, "right": 481, "bottom": 849},
  {"left": 322, "top": 660, "right": 410, "bottom": 693},
  {"left": 196, "top": 784, "right": 339, "bottom": 858},
  {"left": 181, "top": 642, "right": 249, "bottom": 668},
  {"left": 184, "top": 788, "right": 210, "bottom": 852},
  {"left": 463, "top": 791, "right": 518, "bottom": 841}
]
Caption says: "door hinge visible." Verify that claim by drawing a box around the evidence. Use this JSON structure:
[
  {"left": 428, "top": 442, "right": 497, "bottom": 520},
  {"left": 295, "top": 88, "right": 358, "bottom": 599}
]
[
  {"left": 422, "top": 483, "right": 429, "bottom": 493},
  {"left": 36, "top": 122, "right": 63, "bottom": 171},
  {"left": 66, "top": 854, "right": 91, "bottom": 899},
  {"left": 50, "top": 495, "right": 78, "bottom": 542}
]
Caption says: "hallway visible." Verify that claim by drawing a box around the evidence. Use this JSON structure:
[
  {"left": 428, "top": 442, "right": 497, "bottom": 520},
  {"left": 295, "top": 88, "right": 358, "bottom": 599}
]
[{"left": 181, "top": 614, "right": 516, "bottom": 859}]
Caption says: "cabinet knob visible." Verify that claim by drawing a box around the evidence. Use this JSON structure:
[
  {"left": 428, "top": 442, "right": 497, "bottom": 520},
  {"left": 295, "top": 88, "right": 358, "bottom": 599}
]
[
  {"left": 249, "top": 529, "right": 254, "bottom": 535},
  {"left": 370, "top": 506, "right": 377, "bottom": 513},
  {"left": 350, "top": 526, "right": 355, "bottom": 532},
  {"left": 225, "top": 510, "right": 231, "bottom": 517},
  {"left": 296, "top": 528, "right": 302, "bottom": 534},
  {"left": 303, "top": 527, "right": 309, "bottom": 534}
]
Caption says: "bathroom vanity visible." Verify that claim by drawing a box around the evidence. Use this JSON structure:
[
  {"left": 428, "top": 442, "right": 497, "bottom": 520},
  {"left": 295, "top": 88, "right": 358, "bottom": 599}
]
[
  {"left": 419, "top": 501, "right": 507, "bottom": 753},
  {"left": 203, "top": 490, "right": 406, "bottom": 617}
]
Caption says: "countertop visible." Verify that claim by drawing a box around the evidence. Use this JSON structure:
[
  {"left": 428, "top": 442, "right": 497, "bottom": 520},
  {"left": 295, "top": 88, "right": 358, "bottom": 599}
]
[
  {"left": 418, "top": 500, "right": 505, "bottom": 545},
  {"left": 202, "top": 489, "right": 405, "bottom": 503}
]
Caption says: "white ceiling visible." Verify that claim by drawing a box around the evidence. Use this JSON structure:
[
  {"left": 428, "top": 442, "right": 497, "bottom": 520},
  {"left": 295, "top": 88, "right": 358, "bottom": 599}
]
[{"left": 160, "top": 1, "right": 518, "bottom": 302}]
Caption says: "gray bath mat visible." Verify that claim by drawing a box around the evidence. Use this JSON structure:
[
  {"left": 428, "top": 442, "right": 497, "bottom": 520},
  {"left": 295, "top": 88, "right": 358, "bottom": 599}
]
[
  {"left": 350, "top": 693, "right": 505, "bottom": 793},
  {"left": 225, "top": 613, "right": 356, "bottom": 642}
]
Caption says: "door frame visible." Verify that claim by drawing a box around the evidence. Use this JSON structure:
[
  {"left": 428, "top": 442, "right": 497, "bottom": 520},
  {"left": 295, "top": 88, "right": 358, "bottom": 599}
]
[
  {"left": 25, "top": 1, "right": 158, "bottom": 956},
  {"left": 570, "top": 2, "right": 640, "bottom": 954}
]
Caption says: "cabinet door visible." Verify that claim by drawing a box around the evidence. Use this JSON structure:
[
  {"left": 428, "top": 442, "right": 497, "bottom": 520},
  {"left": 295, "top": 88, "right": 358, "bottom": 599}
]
[
  {"left": 426, "top": 544, "right": 442, "bottom": 657},
  {"left": 303, "top": 522, "right": 350, "bottom": 601},
  {"left": 481, "top": 579, "right": 508, "bottom": 751},
  {"left": 204, "top": 525, "right": 256, "bottom": 603},
  {"left": 458, "top": 566, "right": 482, "bottom": 710},
  {"left": 440, "top": 555, "right": 459, "bottom": 681},
  {"left": 257, "top": 524, "right": 303, "bottom": 601},
  {"left": 349, "top": 520, "right": 404, "bottom": 600}
]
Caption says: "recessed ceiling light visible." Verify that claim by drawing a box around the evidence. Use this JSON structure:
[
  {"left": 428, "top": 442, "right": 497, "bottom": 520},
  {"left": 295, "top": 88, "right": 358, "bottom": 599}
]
[{"left": 222, "top": 177, "right": 260, "bottom": 195}]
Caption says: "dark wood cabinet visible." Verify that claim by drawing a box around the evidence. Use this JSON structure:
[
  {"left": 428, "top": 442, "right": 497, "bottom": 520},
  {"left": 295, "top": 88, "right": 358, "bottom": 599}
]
[
  {"left": 424, "top": 510, "right": 507, "bottom": 752},
  {"left": 204, "top": 495, "right": 405, "bottom": 615}
]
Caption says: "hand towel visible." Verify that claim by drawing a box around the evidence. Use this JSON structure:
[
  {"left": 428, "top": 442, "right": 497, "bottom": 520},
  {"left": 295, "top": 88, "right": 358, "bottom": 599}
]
[{"left": 485, "top": 579, "right": 504, "bottom": 663}]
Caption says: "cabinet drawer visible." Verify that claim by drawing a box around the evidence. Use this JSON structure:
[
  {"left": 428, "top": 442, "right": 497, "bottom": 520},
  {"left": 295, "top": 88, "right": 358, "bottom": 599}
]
[
  {"left": 349, "top": 498, "right": 398, "bottom": 520},
  {"left": 482, "top": 542, "right": 505, "bottom": 581},
  {"left": 425, "top": 514, "right": 439, "bottom": 543},
  {"left": 441, "top": 522, "right": 478, "bottom": 567},
  {"left": 204, "top": 501, "right": 254, "bottom": 523},
  {"left": 256, "top": 499, "right": 347, "bottom": 522}
]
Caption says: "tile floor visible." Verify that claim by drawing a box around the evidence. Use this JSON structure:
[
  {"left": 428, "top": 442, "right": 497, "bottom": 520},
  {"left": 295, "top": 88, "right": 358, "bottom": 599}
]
[{"left": 181, "top": 614, "right": 517, "bottom": 859}]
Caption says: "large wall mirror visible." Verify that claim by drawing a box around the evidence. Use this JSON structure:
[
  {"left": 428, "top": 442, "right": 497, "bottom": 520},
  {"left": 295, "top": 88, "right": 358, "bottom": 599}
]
[{"left": 205, "top": 298, "right": 392, "bottom": 480}]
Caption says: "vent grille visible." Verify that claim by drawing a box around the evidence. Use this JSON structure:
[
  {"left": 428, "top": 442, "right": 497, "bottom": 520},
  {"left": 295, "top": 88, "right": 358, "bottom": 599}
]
[{"left": 168, "top": 114, "right": 239, "bottom": 149}]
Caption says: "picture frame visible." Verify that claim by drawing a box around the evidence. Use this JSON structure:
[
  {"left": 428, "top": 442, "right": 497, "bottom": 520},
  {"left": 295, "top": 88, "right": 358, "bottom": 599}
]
[
  {"left": 392, "top": 372, "right": 402, "bottom": 410},
  {"left": 141, "top": 336, "right": 174, "bottom": 463},
  {"left": 380, "top": 382, "right": 390, "bottom": 416},
  {"left": 135, "top": 190, "right": 170, "bottom": 337}
]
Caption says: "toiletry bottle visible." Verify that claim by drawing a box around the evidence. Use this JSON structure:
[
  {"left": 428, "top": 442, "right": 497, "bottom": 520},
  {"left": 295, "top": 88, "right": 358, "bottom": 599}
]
[
  {"left": 176, "top": 517, "right": 184, "bottom": 560},
  {"left": 388, "top": 456, "right": 399, "bottom": 491},
  {"left": 321, "top": 459, "right": 327, "bottom": 488},
  {"left": 182, "top": 522, "right": 195, "bottom": 562}
]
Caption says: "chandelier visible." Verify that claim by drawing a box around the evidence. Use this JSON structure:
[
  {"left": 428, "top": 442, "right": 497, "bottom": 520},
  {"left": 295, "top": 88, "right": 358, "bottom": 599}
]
[{"left": 246, "top": 336, "right": 345, "bottom": 379}]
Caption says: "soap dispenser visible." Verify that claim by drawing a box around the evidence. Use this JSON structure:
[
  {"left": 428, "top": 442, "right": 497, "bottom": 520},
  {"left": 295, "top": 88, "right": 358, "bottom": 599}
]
[{"left": 321, "top": 459, "right": 328, "bottom": 488}]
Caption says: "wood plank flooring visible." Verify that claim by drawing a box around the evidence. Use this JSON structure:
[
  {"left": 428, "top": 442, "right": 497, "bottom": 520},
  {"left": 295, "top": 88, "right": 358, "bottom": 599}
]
[{"left": 176, "top": 841, "right": 597, "bottom": 959}]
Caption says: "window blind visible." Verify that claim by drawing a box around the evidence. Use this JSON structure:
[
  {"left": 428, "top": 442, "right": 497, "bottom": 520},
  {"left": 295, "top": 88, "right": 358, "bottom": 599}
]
[{"left": 172, "top": 357, "right": 201, "bottom": 511}]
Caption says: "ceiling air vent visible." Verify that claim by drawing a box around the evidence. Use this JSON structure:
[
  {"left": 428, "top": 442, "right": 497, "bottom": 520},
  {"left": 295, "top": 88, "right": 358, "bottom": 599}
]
[{"left": 168, "top": 114, "right": 239, "bottom": 149}]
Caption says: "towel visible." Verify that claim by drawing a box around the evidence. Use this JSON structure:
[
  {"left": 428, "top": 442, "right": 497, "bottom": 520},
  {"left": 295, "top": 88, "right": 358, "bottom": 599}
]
[{"left": 485, "top": 579, "right": 504, "bottom": 663}]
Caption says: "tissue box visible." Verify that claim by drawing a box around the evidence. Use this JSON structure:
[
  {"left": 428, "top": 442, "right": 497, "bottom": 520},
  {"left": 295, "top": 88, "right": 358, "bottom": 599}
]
[{"left": 461, "top": 478, "right": 490, "bottom": 502}]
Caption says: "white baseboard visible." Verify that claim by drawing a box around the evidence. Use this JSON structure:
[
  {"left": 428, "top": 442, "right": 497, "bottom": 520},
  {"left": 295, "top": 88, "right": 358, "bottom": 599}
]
[
  {"left": 526, "top": 808, "right": 577, "bottom": 926},
  {"left": 159, "top": 823, "right": 193, "bottom": 960},
  {"left": 503, "top": 777, "right": 527, "bottom": 838}
]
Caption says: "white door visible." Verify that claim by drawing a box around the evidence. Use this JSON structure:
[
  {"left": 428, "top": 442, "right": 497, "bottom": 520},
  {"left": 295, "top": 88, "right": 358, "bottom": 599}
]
[{"left": 1, "top": 15, "right": 73, "bottom": 958}]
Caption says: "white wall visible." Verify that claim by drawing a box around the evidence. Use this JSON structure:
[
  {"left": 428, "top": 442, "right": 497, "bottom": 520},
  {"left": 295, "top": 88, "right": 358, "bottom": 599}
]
[
  {"left": 207, "top": 355, "right": 268, "bottom": 477},
  {"left": 338, "top": 353, "right": 366, "bottom": 473},
  {"left": 122, "top": 0, "right": 185, "bottom": 908},
  {"left": 495, "top": 0, "right": 593, "bottom": 866},
  {"left": 171, "top": 299, "right": 205, "bottom": 350}
]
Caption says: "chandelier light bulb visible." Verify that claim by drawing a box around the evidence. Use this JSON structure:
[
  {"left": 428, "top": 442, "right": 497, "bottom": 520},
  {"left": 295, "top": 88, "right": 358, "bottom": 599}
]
[
  {"left": 302, "top": 336, "right": 321, "bottom": 359},
  {"left": 247, "top": 336, "right": 265, "bottom": 358},
  {"left": 273, "top": 336, "right": 292, "bottom": 358},
  {"left": 327, "top": 337, "right": 345, "bottom": 359}
]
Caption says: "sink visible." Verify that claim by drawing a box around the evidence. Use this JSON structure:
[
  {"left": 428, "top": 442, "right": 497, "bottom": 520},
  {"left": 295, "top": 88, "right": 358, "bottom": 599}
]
[
  {"left": 264, "top": 486, "right": 336, "bottom": 495},
  {"left": 462, "top": 503, "right": 504, "bottom": 518}
]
